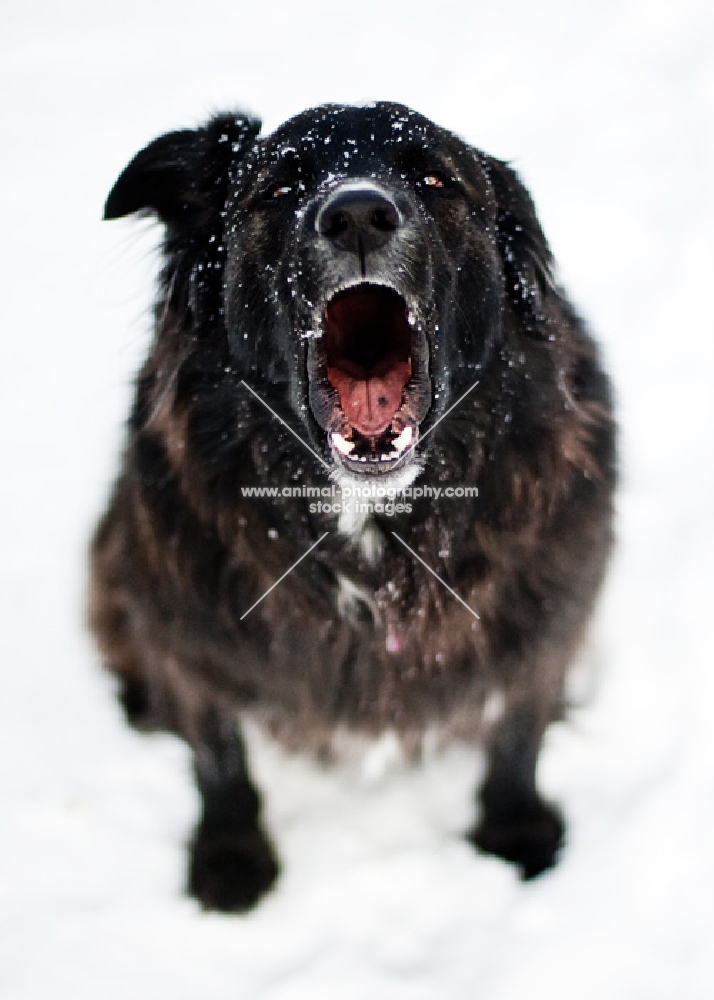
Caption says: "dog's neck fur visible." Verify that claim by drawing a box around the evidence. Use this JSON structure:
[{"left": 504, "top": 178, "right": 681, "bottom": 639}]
[
  {"left": 336, "top": 506, "right": 383, "bottom": 564},
  {"left": 333, "top": 462, "right": 422, "bottom": 562}
]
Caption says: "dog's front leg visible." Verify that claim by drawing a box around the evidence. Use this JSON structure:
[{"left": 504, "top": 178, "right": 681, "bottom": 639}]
[
  {"left": 467, "top": 696, "right": 565, "bottom": 880},
  {"left": 187, "top": 706, "right": 279, "bottom": 912}
]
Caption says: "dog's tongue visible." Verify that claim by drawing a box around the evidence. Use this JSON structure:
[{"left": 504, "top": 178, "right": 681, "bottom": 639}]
[{"left": 327, "top": 353, "right": 411, "bottom": 437}]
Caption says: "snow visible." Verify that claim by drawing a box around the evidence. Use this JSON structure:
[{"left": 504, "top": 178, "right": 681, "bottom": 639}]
[{"left": 1, "top": 0, "right": 713, "bottom": 996}]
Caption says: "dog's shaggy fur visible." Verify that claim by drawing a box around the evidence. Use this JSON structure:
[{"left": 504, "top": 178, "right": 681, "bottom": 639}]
[{"left": 89, "top": 103, "right": 615, "bottom": 911}]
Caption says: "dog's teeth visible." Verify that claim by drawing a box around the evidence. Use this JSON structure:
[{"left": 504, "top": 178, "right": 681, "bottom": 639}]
[
  {"left": 331, "top": 431, "right": 355, "bottom": 455},
  {"left": 392, "top": 426, "right": 413, "bottom": 453}
]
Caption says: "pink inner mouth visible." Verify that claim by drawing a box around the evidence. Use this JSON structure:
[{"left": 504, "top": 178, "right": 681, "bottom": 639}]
[{"left": 323, "top": 286, "right": 412, "bottom": 439}]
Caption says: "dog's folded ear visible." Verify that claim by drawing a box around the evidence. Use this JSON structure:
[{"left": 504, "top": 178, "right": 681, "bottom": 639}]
[
  {"left": 104, "top": 113, "right": 261, "bottom": 227},
  {"left": 483, "top": 156, "right": 556, "bottom": 329}
]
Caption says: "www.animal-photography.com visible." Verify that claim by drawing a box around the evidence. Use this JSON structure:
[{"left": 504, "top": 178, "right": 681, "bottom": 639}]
[{"left": 1, "top": 2, "right": 712, "bottom": 998}]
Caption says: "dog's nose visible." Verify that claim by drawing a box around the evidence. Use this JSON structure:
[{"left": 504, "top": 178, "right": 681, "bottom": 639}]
[{"left": 316, "top": 183, "right": 402, "bottom": 255}]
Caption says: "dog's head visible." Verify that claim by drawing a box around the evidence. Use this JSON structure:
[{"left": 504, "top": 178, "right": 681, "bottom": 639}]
[{"left": 106, "top": 103, "right": 553, "bottom": 489}]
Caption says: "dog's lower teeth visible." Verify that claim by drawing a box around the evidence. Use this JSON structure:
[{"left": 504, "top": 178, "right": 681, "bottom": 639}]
[{"left": 332, "top": 424, "right": 415, "bottom": 466}]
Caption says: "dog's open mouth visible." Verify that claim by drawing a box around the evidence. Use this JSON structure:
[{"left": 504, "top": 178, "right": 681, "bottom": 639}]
[{"left": 307, "top": 284, "right": 432, "bottom": 474}]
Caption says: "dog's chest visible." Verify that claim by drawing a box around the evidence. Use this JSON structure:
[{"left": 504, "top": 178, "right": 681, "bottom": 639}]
[{"left": 335, "top": 569, "right": 406, "bottom": 656}]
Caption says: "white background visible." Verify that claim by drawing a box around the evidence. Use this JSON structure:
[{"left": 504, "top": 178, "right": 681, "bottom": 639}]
[{"left": 1, "top": 1, "right": 713, "bottom": 996}]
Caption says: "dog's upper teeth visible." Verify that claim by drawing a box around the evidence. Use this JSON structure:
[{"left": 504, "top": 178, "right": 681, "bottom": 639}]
[
  {"left": 392, "top": 426, "right": 413, "bottom": 453},
  {"left": 332, "top": 426, "right": 414, "bottom": 465},
  {"left": 331, "top": 431, "right": 355, "bottom": 455}
]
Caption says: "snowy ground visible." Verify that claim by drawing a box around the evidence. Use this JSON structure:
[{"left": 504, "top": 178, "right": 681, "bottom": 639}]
[{"left": 1, "top": 1, "right": 713, "bottom": 997}]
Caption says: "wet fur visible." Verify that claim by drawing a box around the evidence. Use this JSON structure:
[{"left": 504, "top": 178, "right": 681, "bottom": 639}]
[{"left": 89, "top": 104, "right": 616, "bottom": 910}]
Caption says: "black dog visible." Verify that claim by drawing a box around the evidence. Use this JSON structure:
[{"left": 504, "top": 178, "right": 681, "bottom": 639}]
[{"left": 90, "top": 103, "right": 615, "bottom": 912}]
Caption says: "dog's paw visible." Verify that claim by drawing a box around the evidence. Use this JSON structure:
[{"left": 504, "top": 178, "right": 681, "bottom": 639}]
[
  {"left": 116, "top": 674, "right": 162, "bottom": 732},
  {"left": 188, "top": 825, "right": 279, "bottom": 912},
  {"left": 467, "top": 800, "right": 565, "bottom": 880}
]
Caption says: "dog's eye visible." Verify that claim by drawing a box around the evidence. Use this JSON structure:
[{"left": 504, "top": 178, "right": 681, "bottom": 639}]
[
  {"left": 415, "top": 171, "right": 455, "bottom": 194},
  {"left": 263, "top": 182, "right": 294, "bottom": 201}
]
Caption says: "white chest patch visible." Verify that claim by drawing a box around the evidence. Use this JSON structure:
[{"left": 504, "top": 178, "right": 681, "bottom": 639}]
[
  {"left": 336, "top": 501, "right": 370, "bottom": 537},
  {"left": 336, "top": 572, "right": 378, "bottom": 623},
  {"left": 482, "top": 690, "right": 505, "bottom": 726},
  {"left": 336, "top": 507, "right": 384, "bottom": 565},
  {"left": 332, "top": 462, "right": 423, "bottom": 565}
]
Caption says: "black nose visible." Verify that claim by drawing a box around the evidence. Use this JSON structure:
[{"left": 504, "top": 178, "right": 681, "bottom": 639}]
[{"left": 316, "top": 183, "right": 402, "bottom": 256}]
